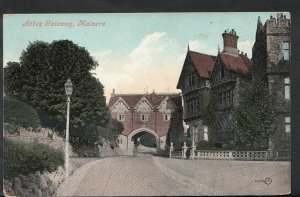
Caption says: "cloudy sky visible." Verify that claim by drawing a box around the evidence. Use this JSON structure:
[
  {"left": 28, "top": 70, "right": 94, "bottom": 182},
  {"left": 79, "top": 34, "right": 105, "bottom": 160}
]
[{"left": 3, "top": 12, "right": 288, "bottom": 102}]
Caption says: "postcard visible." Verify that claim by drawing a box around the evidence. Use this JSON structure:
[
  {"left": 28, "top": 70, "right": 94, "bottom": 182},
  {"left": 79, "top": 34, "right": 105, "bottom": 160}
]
[{"left": 3, "top": 12, "right": 291, "bottom": 196}]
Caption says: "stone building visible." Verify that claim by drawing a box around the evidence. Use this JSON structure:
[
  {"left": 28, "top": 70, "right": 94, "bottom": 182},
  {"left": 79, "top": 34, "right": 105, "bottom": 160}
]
[
  {"left": 176, "top": 47, "right": 216, "bottom": 143},
  {"left": 252, "top": 13, "right": 291, "bottom": 150},
  {"left": 177, "top": 13, "right": 290, "bottom": 151},
  {"left": 210, "top": 29, "right": 252, "bottom": 146},
  {"left": 108, "top": 91, "right": 183, "bottom": 154},
  {"left": 177, "top": 29, "right": 252, "bottom": 147}
]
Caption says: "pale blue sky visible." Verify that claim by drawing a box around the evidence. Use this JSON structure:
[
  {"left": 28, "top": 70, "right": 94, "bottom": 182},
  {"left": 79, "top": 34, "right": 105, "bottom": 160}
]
[{"left": 3, "top": 12, "right": 289, "bottom": 100}]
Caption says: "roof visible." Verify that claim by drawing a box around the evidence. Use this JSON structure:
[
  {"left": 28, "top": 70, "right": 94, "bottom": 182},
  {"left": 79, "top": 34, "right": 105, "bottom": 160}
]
[
  {"left": 177, "top": 50, "right": 216, "bottom": 89},
  {"left": 218, "top": 53, "right": 252, "bottom": 76},
  {"left": 189, "top": 51, "right": 216, "bottom": 78},
  {"left": 108, "top": 93, "right": 181, "bottom": 109}
]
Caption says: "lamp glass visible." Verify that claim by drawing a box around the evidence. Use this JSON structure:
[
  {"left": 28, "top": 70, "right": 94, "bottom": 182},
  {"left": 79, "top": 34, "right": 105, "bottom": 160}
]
[{"left": 65, "top": 79, "right": 73, "bottom": 96}]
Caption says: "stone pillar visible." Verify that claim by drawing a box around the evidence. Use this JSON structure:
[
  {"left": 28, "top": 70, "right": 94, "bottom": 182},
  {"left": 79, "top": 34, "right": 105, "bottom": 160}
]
[
  {"left": 182, "top": 142, "right": 188, "bottom": 159},
  {"left": 169, "top": 142, "right": 174, "bottom": 158},
  {"left": 190, "top": 143, "right": 196, "bottom": 160},
  {"left": 268, "top": 138, "right": 275, "bottom": 160},
  {"left": 190, "top": 126, "right": 196, "bottom": 160}
]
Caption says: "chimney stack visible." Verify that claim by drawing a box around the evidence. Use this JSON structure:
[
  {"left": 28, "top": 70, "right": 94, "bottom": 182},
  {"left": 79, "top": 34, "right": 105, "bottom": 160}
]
[
  {"left": 111, "top": 89, "right": 115, "bottom": 97},
  {"left": 222, "top": 29, "right": 239, "bottom": 56}
]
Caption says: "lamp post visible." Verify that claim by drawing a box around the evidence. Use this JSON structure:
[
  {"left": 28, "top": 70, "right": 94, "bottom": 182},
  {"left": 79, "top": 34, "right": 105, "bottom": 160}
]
[{"left": 64, "top": 79, "right": 73, "bottom": 179}]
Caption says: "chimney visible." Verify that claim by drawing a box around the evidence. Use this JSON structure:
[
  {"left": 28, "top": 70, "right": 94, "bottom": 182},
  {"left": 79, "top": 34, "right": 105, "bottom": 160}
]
[
  {"left": 111, "top": 89, "right": 115, "bottom": 97},
  {"left": 222, "top": 29, "right": 239, "bottom": 56}
]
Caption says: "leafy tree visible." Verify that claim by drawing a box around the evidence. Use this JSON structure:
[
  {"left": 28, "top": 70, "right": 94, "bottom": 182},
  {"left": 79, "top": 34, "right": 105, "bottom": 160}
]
[
  {"left": 234, "top": 81, "right": 274, "bottom": 150},
  {"left": 4, "top": 96, "right": 41, "bottom": 132},
  {"left": 4, "top": 40, "right": 110, "bottom": 132},
  {"left": 201, "top": 91, "right": 218, "bottom": 146}
]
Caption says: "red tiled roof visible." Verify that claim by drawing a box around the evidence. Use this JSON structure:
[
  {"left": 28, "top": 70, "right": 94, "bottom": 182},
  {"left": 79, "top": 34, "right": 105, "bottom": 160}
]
[
  {"left": 189, "top": 51, "right": 216, "bottom": 78},
  {"left": 219, "top": 53, "right": 252, "bottom": 76},
  {"left": 108, "top": 93, "right": 181, "bottom": 109}
]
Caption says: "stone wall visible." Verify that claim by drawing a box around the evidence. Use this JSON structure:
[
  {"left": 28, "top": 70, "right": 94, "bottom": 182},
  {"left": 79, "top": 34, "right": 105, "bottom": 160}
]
[
  {"left": 4, "top": 165, "right": 75, "bottom": 197},
  {"left": 4, "top": 125, "right": 77, "bottom": 157}
]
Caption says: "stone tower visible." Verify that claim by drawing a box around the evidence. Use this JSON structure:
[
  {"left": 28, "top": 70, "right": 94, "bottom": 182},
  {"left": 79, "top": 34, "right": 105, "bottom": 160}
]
[{"left": 252, "top": 13, "right": 291, "bottom": 151}]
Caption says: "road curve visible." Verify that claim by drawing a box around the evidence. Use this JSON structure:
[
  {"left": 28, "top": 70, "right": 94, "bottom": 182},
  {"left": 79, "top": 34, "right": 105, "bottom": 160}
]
[{"left": 57, "top": 154, "right": 290, "bottom": 196}]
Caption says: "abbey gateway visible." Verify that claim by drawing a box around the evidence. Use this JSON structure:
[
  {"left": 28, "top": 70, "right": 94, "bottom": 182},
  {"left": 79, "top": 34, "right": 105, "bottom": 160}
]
[{"left": 109, "top": 13, "right": 291, "bottom": 154}]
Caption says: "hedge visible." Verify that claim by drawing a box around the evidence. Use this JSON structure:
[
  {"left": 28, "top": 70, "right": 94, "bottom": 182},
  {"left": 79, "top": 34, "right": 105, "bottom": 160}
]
[
  {"left": 4, "top": 138, "right": 64, "bottom": 179},
  {"left": 4, "top": 96, "right": 41, "bottom": 132}
]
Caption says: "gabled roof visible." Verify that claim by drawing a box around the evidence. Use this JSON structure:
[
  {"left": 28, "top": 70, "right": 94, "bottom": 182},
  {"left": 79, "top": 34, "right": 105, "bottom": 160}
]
[
  {"left": 189, "top": 51, "right": 216, "bottom": 78},
  {"left": 218, "top": 53, "right": 252, "bottom": 76},
  {"left": 108, "top": 93, "right": 181, "bottom": 109},
  {"left": 177, "top": 50, "right": 216, "bottom": 89}
]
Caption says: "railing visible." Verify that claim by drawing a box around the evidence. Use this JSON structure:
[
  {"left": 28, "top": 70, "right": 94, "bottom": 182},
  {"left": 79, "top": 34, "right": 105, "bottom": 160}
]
[
  {"left": 195, "top": 150, "right": 269, "bottom": 160},
  {"left": 168, "top": 142, "right": 290, "bottom": 161},
  {"left": 275, "top": 151, "right": 290, "bottom": 160}
]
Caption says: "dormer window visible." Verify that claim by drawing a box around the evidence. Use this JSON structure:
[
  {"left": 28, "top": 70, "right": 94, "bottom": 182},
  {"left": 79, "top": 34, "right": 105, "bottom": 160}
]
[
  {"left": 118, "top": 114, "right": 125, "bottom": 122},
  {"left": 141, "top": 114, "right": 149, "bottom": 121},
  {"left": 163, "top": 114, "right": 171, "bottom": 121}
]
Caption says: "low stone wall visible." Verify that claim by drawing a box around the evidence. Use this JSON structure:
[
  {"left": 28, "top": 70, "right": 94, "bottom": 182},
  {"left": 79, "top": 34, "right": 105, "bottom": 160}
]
[
  {"left": 4, "top": 165, "right": 75, "bottom": 197},
  {"left": 4, "top": 125, "right": 77, "bottom": 157}
]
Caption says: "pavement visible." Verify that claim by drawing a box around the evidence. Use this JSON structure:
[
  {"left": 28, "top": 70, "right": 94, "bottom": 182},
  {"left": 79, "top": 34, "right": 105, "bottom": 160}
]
[{"left": 57, "top": 154, "right": 290, "bottom": 196}]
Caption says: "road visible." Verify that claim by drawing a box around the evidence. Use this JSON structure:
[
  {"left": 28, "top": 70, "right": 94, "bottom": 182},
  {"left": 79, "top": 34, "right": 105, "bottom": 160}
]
[{"left": 57, "top": 154, "right": 290, "bottom": 196}]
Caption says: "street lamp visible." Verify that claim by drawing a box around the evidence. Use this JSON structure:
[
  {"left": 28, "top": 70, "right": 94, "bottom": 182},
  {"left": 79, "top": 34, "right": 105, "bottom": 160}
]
[{"left": 64, "top": 79, "right": 73, "bottom": 179}]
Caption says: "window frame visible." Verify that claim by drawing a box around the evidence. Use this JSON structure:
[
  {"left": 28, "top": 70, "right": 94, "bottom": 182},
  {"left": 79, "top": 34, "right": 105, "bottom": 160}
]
[
  {"left": 283, "top": 41, "right": 290, "bottom": 61},
  {"left": 284, "top": 77, "right": 290, "bottom": 100},
  {"left": 140, "top": 114, "right": 149, "bottom": 122},
  {"left": 118, "top": 114, "right": 125, "bottom": 122},
  {"left": 285, "top": 116, "right": 291, "bottom": 133}
]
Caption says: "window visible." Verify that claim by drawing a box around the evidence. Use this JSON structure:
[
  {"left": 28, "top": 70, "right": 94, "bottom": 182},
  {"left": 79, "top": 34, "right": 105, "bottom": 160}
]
[
  {"left": 220, "top": 65, "right": 224, "bottom": 78},
  {"left": 205, "top": 80, "right": 210, "bottom": 87},
  {"left": 118, "top": 114, "right": 125, "bottom": 122},
  {"left": 284, "top": 77, "right": 290, "bottom": 100},
  {"left": 141, "top": 114, "right": 148, "bottom": 121},
  {"left": 283, "top": 41, "right": 290, "bottom": 61},
  {"left": 220, "top": 90, "right": 234, "bottom": 108},
  {"left": 203, "top": 126, "right": 208, "bottom": 141},
  {"left": 285, "top": 117, "right": 291, "bottom": 132},
  {"left": 164, "top": 114, "right": 171, "bottom": 121},
  {"left": 188, "top": 73, "right": 196, "bottom": 86}
]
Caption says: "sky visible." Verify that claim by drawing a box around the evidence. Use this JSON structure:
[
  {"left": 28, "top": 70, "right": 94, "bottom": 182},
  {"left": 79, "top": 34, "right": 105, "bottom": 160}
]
[{"left": 3, "top": 12, "right": 289, "bottom": 102}]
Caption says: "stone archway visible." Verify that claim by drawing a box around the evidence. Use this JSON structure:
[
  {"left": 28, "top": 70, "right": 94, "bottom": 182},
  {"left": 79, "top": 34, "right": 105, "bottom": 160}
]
[{"left": 127, "top": 128, "right": 160, "bottom": 155}]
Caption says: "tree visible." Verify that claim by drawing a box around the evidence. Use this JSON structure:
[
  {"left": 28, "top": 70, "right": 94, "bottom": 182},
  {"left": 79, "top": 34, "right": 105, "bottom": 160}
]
[
  {"left": 4, "top": 40, "right": 110, "bottom": 133},
  {"left": 234, "top": 81, "right": 275, "bottom": 150},
  {"left": 201, "top": 91, "right": 218, "bottom": 146}
]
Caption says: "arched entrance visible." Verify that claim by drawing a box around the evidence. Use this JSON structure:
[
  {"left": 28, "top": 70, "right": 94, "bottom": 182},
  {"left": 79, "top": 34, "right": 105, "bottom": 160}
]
[{"left": 127, "top": 128, "right": 160, "bottom": 155}]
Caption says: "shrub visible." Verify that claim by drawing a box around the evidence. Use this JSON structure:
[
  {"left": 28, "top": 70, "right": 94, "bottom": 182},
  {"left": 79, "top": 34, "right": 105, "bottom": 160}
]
[
  {"left": 4, "top": 138, "right": 64, "bottom": 179},
  {"left": 4, "top": 96, "right": 41, "bottom": 131}
]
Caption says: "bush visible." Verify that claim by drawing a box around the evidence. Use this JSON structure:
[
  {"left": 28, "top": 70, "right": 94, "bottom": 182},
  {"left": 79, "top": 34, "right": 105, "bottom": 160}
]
[
  {"left": 4, "top": 138, "right": 64, "bottom": 179},
  {"left": 4, "top": 96, "right": 41, "bottom": 131},
  {"left": 197, "top": 141, "right": 212, "bottom": 149}
]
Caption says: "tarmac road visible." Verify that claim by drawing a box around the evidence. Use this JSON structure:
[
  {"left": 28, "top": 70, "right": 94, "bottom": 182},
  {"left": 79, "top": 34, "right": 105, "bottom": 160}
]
[{"left": 57, "top": 154, "right": 290, "bottom": 196}]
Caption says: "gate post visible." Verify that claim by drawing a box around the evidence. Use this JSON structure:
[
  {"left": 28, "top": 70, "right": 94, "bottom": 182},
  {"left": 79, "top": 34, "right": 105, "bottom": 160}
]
[
  {"left": 169, "top": 142, "right": 174, "bottom": 158},
  {"left": 182, "top": 142, "right": 188, "bottom": 159}
]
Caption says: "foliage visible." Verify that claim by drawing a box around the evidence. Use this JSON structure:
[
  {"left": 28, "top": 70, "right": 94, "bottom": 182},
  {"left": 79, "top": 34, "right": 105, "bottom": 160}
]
[
  {"left": 234, "top": 81, "right": 275, "bottom": 150},
  {"left": 201, "top": 92, "right": 218, "bottom": 145},
  {"left": 197, "top": 141, "right": 212, "bottom": 149},
  {"left": 70, "top": 119, "right": 123, "bottom": 157},
  {"left": 4, "top": 138, "right": 64, "bottom": 179},
  {"left": 4, "top": 96, "right": 41, "bottom": 132},
  {"left": 4, "top": 40, "right": 110, "bottom": 131},
  {"left": 167, "top": 127, "right": 184, "bottom": 151}
]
